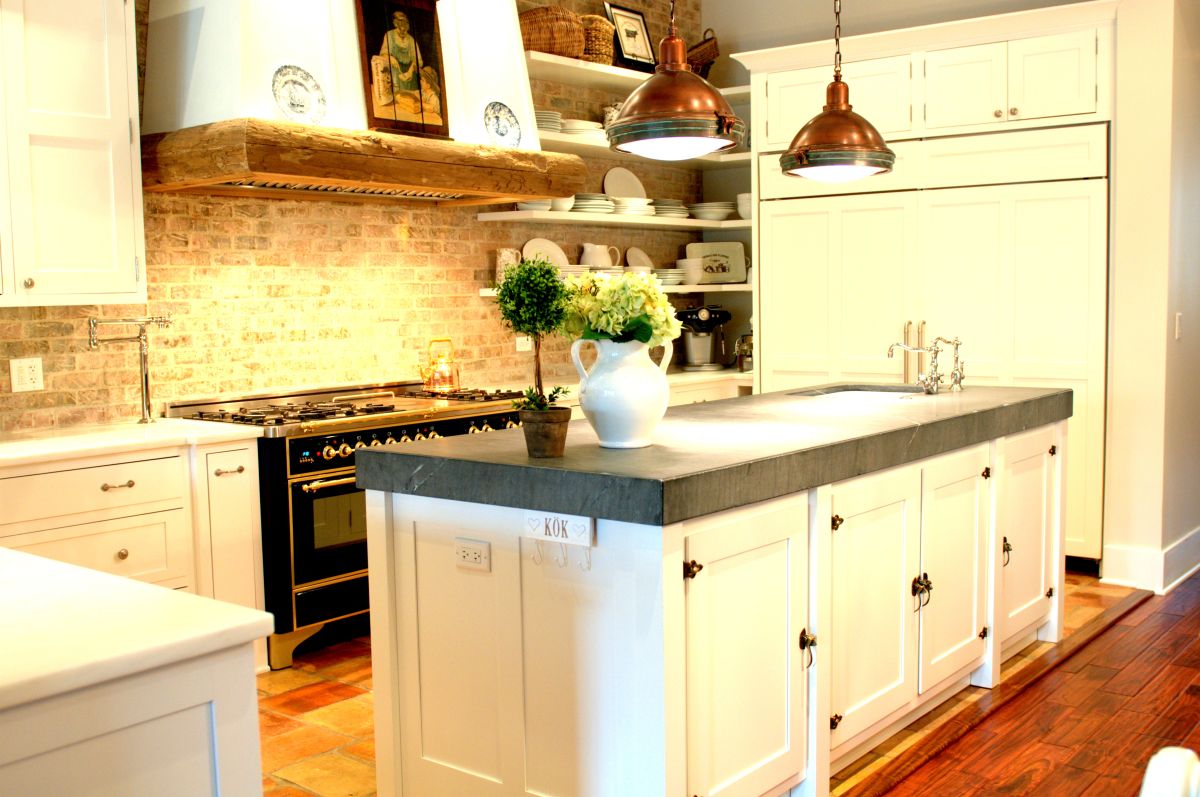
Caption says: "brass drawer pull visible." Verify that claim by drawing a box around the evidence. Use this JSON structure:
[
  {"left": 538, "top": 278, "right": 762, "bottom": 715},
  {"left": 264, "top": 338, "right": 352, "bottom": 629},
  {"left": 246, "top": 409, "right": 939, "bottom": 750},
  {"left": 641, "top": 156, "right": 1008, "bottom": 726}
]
[
  {"left": 214, "top": 465, "right": 246, "bottom": 476},
  {"left": 117, "top": 548, "right": 129, "bottom": 560},
  {"left": 101, "top": 479, "right": 135, "bottom": 491}
]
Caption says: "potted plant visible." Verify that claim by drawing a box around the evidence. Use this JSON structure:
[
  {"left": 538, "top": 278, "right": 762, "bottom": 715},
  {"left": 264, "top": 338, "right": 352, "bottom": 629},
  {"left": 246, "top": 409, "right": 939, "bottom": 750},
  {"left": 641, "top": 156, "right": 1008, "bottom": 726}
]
[
  {"left": 496, "top": 257, "right": 572, "bottom": 457},
  {"left": 563, "top": 271, "right": 682, "bottom": 448}
]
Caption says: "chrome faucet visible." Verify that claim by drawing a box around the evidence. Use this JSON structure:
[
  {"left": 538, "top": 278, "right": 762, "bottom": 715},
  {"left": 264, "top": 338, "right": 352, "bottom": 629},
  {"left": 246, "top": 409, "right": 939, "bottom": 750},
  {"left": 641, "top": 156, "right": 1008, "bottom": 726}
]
[
  {"left": 932, "top": 337, "right": 965, "bottom": 391},
  {"left": 88, "top": 316, "right": 173, "bottom": 423},
  {"left": 887, "top": 339, "right": 944, "bottom": 394}
]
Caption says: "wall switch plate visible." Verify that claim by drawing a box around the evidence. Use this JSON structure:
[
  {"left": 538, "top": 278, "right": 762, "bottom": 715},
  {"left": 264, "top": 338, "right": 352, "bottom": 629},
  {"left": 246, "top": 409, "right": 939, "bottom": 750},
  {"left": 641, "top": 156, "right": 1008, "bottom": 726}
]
[
  {"left": 515, "top": 335, "right": 533, "bottom": 352},
  {"left": 9, "top": 357, "right": 44, "bottom": 392},
  {"left": 454, "top": 537, "right": 491, "bottom": 572}
]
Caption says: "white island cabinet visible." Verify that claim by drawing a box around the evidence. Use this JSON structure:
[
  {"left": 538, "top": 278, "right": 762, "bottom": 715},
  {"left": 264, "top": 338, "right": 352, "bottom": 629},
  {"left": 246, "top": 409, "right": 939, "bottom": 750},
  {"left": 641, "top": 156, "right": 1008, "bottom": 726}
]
[
  {"left": 0, "top": 547, "right": 272, "bottom": 796},
  {"left": 359, "top": 384, "right": 1070, "bottom": 796}
]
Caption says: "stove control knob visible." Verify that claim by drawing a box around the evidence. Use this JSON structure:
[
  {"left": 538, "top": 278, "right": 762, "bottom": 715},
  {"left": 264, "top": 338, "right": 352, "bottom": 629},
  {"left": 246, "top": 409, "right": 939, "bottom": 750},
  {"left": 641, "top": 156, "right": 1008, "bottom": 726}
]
[
  {"left": 369, "top": 439, "right": 382, "bottom": 447},
  {"left": 322, "top": 445, "right": 338, "bottom": 460},
  {"left": 385, "top": 435, "right": 398, "bottom": 445},
  {"left": 338, "top": 443, "right": 353, "bottom": 458},
  {"left": 414, "top": 432, "right": 427, "bottom": 441},
  {"left": 398, "top": 434, "right": 411, "bottom": 444},
  {"left": 428, "top": 430, "right": 441, "bottom": 439},
  {"left": 481, "top": 422, "right": 493, "bottom": 432},
  {"left": 468, "top": 424, "right": 481, "bottom": 434},
  {"left": 505, "top": 420, "right": 519, "bottom": 429},
  {"left": 354, "top": 441, "right": 367, "bottom": 450}
]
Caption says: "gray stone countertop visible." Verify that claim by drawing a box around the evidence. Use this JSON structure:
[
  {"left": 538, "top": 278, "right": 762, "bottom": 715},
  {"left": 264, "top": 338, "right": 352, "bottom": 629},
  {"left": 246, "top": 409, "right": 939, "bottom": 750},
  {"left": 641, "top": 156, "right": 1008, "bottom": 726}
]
[{"left": 356, "top": 383, "right": 1072, "bottom": 526}]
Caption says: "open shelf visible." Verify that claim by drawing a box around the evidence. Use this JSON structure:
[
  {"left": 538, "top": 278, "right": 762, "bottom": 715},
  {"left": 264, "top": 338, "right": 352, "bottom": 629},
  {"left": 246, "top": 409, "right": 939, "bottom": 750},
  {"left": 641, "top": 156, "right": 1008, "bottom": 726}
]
[
  {"left": 476, "top": 210, "right": 751, "bottom": 230},
  {"left": 480, "top": 282, "right": 750, "bottom": 298}
]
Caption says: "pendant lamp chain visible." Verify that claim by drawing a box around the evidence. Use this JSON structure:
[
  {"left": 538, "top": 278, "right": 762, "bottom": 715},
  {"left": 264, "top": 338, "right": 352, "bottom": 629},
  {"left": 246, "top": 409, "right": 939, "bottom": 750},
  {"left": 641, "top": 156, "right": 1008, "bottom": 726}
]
[
  {"left": 669, "top": 0, "right": 678, "bottom": 35},
  {"left": 833, "top": 0, "right": 842, "bottom": 78}
]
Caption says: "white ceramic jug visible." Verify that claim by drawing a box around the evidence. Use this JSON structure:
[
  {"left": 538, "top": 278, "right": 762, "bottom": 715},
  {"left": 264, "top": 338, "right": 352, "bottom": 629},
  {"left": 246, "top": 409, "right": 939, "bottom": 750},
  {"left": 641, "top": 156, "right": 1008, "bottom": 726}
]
[
  {"left": 580, "top": 243, "right": 621, "bottom": 269},
  {"left": 570, "top": 338, "right": 672, "bottom": 448}
]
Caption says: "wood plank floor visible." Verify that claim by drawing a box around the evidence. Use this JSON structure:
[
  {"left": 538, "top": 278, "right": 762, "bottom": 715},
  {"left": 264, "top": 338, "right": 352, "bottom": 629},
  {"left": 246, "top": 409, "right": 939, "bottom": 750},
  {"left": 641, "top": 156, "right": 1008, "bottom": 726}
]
[{"left": 885, "top": 571, "right": 1200, "bottom": 796}]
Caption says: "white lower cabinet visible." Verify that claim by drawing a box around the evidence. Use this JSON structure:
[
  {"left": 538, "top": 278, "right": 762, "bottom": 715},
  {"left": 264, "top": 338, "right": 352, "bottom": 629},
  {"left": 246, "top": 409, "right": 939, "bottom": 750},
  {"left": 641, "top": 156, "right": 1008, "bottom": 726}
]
[
  {"left": 828, "top": 444, "right": 989, "bottom": 750},
  {"left": 1000, "top": 425, "right": 1059, "bottom": 643},
  {"left": 683, "top": 494, "right": 808, "bottom": 797}
]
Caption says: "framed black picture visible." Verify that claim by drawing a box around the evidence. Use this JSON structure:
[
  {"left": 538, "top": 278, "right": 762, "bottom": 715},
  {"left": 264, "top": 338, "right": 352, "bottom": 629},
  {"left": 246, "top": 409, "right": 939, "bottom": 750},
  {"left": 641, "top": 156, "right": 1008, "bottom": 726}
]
[
  {"left": 604, "top": 3, "right": 656, "bottom": 73},
  {"left": 355, "top": 0, "right": 450, "bottom": 139}
]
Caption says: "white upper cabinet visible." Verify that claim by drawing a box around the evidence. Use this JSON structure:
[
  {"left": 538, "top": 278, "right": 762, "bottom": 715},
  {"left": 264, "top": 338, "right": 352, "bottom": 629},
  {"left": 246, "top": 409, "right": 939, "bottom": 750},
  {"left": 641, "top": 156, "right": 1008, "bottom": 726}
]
[
  {"left": 762, "top": 55, "right": 914, "bottom": 151},
  {"left": 925, "top": 30, "right": 1097, "bottom": 130},
  {"left": 0, "top": 0, "right": 146, "bottom": 306}
]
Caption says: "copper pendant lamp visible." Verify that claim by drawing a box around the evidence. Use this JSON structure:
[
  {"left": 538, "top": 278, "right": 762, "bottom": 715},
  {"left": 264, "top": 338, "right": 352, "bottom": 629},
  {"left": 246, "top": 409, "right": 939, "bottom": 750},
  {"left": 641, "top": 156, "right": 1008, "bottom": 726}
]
[
  {"left": 606, "top": 0, "right": 745, "bottom": 161},
  {"left": 780, "top": 0, "right": 895, "bottom": 182}
]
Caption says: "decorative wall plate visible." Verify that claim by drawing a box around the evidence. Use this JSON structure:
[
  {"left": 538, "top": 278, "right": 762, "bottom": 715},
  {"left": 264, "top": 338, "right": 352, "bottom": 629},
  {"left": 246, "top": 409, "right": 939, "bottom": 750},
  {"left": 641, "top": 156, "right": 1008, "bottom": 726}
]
[
  {"left": 483, "top": 101, "right": 522, "bottom": 147},
  {"left": 272, "top": 65, "right": 327, "bottom": 124}
]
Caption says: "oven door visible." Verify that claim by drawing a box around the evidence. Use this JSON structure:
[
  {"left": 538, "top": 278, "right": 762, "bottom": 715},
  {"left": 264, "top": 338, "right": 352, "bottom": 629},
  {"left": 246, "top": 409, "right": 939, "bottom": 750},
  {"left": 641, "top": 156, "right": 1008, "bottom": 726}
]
[{"left": 288, "top": 469, "right": 368, "bottom": 586}]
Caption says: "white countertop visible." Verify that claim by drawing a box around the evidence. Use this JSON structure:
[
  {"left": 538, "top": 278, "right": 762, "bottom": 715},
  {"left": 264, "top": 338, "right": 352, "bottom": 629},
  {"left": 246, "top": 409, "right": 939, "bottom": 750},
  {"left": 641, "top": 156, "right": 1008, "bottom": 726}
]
[
  {"left": 0, "top": 418, "right": 263, "bottom": 469},
  {"left": 0, "top": 547, "right": 273, "bottom": 711}
]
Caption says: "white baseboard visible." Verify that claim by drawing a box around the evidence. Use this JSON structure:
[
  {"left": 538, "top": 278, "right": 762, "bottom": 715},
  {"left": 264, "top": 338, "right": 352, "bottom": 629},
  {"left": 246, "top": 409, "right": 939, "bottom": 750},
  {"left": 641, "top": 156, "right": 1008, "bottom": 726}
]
[
  {"left": 1102, "top": 526, "right": 1200, "bottom": 594},
  {"left": 1163, "top": 525, "right": 1200, "bottom": 592}
]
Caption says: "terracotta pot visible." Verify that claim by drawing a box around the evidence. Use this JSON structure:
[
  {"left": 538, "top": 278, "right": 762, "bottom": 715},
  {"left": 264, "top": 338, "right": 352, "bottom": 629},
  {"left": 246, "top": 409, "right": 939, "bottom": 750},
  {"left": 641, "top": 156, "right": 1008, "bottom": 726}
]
[{"left": 519, "top": 407, "right": 572, "bottom": 458}]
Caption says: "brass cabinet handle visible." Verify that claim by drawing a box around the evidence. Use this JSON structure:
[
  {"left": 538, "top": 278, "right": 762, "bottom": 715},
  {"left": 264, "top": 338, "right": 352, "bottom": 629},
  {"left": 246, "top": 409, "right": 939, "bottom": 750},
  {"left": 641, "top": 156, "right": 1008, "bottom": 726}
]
[
  {"left": 116, "top": 548, "right": 129, "bottom": 560},
  {"left": 1002, "top": 536, "right": 1013, "bottom": 567},
  {"left": 214, "top": 465, "right": 246, "bottom": 476},
  {"left": 300, "top": 476, "right": 357, "bottom": 494},
  {"left": 101, "top": 479, "right": 135, "bottom": 491},
  {"left": 994, "top": 109, "right": 1003, "bottom": 118},
  {"left": 23, "top": 278, "right": 34, "bottom": 288},
  {"left": 799, "top": 628, "right": 818, "bottom": 669},
  {"left": 1009, "top": 107, "right": 1019, "bottom": 116}
]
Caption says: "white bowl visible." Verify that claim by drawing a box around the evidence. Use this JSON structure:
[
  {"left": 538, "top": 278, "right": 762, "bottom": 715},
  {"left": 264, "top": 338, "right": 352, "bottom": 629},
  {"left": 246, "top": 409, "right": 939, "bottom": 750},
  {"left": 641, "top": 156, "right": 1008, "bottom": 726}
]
[
  {"left": 690, "top": 209, "right": 734, "bottom": 221},
  {"left": 676, "top": 258, "right": 704, "bottom": 284},
  {"left": 737, "top": 193, "right": 752, "bottom": 220},
  {"left": 550, "top": 196, "right": 575, "bottom": 212}
]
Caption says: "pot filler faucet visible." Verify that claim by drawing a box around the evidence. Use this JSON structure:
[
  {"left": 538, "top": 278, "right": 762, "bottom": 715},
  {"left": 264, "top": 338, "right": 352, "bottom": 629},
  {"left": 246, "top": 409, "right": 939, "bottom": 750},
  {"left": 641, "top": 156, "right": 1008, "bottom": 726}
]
[
  {"left": 88, "top": 316, "right": 173, "bottom": 423},
  {"left": 887, "top": 336, "right": 964, "bottom": 394}
]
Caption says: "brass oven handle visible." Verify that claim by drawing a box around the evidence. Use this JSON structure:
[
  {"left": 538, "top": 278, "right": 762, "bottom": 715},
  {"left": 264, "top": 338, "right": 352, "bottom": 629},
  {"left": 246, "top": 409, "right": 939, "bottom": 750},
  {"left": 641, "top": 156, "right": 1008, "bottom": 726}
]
[
  {"left": 300, "top": 476, "right": 358, "bottom": 494},
  {"left": 214, "top": 465, "right": 246, "bottom": 477},
  {"left": 101, "top": 479, "right": 135, "bottom": 491}
]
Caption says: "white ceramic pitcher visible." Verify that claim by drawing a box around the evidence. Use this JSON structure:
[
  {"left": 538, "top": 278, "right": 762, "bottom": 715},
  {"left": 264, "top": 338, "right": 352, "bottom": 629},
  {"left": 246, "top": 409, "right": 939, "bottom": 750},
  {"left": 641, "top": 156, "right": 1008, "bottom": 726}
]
[
  {"left": 580, "top": 243, "right": 621, "bottom": 269},
  {"left": 570, "top": 338, "right": 672, "bottom": 448}
]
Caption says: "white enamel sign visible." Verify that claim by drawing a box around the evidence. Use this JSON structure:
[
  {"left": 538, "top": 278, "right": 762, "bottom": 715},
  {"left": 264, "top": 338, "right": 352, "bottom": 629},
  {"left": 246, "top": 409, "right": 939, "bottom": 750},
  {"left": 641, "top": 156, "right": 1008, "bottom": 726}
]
[{"left": 522, "top": 511, "right": 595, "bottom": 548}]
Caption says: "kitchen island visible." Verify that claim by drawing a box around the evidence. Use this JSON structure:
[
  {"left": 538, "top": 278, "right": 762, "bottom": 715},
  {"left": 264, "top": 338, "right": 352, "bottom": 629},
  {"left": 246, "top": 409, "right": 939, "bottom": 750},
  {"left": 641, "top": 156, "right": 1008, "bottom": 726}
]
[{"left": 358, "top": 384, "right": 1071, "bottom": 797}]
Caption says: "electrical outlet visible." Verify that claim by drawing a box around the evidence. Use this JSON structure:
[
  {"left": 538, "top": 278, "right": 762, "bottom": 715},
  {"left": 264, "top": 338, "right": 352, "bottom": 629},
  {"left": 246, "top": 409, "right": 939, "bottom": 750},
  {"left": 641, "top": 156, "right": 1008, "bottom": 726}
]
[
  {"left": 9, "top": 357, "right": 43, "bottom": 392},
  {"left": 454, "top": 537, "right": 491, "bottom": 572},
  {"left": 515, "top": 335, "right": 533, "bottom": 352}
]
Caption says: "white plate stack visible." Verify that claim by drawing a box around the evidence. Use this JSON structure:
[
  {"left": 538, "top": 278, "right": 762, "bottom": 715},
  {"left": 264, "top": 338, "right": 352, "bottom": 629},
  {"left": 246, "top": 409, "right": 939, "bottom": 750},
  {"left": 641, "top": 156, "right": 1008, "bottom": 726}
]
[
  {"left": 571, "top": 193, "right": 615, "bottom": 214},
  {"left": 652, "top": 268, "right": 685, "bottom": 285},
  {"left": 611, "top": 197, "right": 655, "bottom": 216},
  {"left": 686, "top": 201, "right": 736, "bottom": 221},
  {"left": 557, "top": 264, "right": 590, "bottom": 280},
  {"left": 651, "top": 199, "right": 689, "bottom": 219},
  {"left": 535, "top": 110, "right": 562, "bottom": 132}
]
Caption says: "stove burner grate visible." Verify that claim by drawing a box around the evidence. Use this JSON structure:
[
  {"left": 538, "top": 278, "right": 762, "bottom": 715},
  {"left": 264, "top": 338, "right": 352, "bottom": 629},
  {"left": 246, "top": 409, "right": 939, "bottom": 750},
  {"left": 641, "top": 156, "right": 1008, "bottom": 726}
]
[{"left": 407, "top": 388, "right": 524, "bottom": 402}]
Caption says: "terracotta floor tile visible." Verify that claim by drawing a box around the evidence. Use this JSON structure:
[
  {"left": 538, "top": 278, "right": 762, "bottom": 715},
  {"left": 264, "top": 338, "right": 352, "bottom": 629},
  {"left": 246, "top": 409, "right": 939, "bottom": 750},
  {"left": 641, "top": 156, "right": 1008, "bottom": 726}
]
[
  {"left": 261, "top": 708, "right": 304, "bottom": 739},
  {"left": 275, "top": 752, "right": 376, "bottom": 797},
  {"left": 261, "top": 725, "right": 352, "bottom": 775},
  {"left": 300, "top": 693, "right": 375, "bottom": 738},
  {"left": 258, "top": 667, "right": 325, "bottom": 696},
  {"left": 344, "top": 738, "right": 375, "bottom": 763},
  {"left": 263, "top": 783, "right": 318, "bottom": 797},
  {"left": 295, "top": 638, "right": 372, "bottom": 673},
  {"left": 316, "top": 655, "right": 373, "bottom": 684},
  {"left": 263, "top": 681, "right": 368, "bottom": 717}
]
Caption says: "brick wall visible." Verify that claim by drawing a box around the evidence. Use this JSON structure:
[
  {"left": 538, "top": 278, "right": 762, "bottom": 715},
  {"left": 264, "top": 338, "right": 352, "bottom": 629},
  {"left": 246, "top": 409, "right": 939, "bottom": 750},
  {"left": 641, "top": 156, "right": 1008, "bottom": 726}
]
[{"left": 0, "top": 1, "right": 704, "bottom": 433}]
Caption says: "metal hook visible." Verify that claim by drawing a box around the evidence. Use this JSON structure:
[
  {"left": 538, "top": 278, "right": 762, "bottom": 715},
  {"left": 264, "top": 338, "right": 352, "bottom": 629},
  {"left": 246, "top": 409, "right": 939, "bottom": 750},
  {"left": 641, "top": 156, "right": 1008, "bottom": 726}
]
[
  {"left": 531, "top": 540, "right": 544, "bottom": 565},
  {"left": 578, "top": 548, "right": 592, "bottom": 572},
  {"left": 554, "top": 543, "right": 568, "bottom": 568}
]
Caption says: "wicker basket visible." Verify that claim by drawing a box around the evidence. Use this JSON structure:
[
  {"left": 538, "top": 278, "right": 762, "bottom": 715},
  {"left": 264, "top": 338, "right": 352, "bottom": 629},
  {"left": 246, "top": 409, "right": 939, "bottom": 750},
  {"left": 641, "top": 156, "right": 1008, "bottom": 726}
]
[
  {"left": 579, "top": 14, "right": 615, "bottom": 65},
  {"left": 687, "top": 28, "right": 719, "bottom": 79},
  {"left": 519, "top": 6, "right": 585, "bottom": 59}
]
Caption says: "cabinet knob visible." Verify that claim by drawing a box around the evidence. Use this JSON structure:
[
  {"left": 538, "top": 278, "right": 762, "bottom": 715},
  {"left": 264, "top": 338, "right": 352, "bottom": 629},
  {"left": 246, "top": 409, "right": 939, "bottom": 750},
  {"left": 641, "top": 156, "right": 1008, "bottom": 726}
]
[
  {"left": 116, "top": 548, "right": 129, "bottom": 560},
  {"left": 214, "top": 465, "right": 245, "bottom": 476},
  {"left": 101, "top": 479, "right": 135, "bottom": 491},
  {"left": 22, "top": 278, "right": 34, "bottom": 289},
  {"left": 831, "top": 514, "right": 845, "bottom": 530},
  {"left": 1009, "top": 107, "right": 1019, "bottom": 116},
  {"left": 994, "top": 109, "right": 1003, "bottom": 118}
]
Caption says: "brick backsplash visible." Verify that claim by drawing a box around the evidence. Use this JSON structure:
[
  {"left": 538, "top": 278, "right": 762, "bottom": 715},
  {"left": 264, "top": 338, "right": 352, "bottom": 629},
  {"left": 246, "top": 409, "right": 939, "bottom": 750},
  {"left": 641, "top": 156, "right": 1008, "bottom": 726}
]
[{"left": 0, "top": 0, "right": 704, "bottom": 433}]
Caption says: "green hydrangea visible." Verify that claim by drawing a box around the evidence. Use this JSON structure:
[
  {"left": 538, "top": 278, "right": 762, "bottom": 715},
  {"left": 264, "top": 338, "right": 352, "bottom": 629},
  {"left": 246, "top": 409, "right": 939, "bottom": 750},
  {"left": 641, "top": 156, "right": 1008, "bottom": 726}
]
[{"left": 563, "top": 272, "right": 682, "bottom": 347}]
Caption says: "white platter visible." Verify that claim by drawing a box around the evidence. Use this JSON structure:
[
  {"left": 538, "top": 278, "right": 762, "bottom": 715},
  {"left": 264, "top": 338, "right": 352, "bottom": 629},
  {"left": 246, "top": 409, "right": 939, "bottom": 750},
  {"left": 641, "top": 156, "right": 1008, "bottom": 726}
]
[
  {"left": 626, "top": 247, "right": 654, "bottom": 270},
  {"left": 603, "top": 166, "right": 647, "bottom": 199},
  {"left": 522, "top": 237, "right": 568, "bottom": 266},
  {"left": 685, "top": 241, "right": 747, "bottom": 284}
]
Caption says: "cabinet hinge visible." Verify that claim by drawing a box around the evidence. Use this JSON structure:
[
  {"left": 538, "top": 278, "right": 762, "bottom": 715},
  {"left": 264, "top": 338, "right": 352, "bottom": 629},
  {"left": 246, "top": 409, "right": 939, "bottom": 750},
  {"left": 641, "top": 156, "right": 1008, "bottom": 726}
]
[
  {"left": 978, "top": 626, "right": 989, "bottom": 639},
  {"left": 830, "top": 713, "right": 843, "bottom": 730},
  {"left": 831, "top": 514, "right": 844, "bottom": 531},
  {"left": 1049, "top": 445, "right": 1057, "bottom": 456},
  {"left": 981, "top": 466, "right": 991, "bottom": 479},
  {"left": 683, "top": 559, "right": 704, "bottom": 579},
  {"left": 1046, "top": 587, "right": 1055, "bottom": 598}
]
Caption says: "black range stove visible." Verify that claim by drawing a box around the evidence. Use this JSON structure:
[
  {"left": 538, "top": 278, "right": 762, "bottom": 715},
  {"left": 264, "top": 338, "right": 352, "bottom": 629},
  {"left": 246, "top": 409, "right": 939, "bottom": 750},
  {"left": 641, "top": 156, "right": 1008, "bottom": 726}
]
[{"left": 166, "top": 381, "right": 524, "bottom": 668}]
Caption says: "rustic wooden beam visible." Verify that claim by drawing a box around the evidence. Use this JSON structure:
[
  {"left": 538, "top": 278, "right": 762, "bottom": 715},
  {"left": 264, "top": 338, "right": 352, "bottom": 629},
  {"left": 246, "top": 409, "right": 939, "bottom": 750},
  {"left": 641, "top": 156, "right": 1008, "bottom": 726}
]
[{"left": 141, "top": 118, "right": 588, "bottom": 204}]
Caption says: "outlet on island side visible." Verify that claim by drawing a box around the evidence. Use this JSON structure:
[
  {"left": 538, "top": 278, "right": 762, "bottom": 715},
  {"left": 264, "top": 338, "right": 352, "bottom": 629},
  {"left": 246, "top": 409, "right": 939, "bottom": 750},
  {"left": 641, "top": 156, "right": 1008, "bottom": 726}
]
[
  {"left": 454, "top": 537, "right": 491, "bottom": 572},
  {"left": 9, "top": 357, "right": 44, "bottom": 392}
]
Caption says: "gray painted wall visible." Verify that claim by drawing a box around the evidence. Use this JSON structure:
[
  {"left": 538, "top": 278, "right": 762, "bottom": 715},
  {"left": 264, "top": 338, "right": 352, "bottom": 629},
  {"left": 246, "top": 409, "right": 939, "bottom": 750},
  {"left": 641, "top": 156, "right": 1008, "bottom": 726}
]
[{"left": 701, "top": 0, "right": 1080, "bottom": 85}]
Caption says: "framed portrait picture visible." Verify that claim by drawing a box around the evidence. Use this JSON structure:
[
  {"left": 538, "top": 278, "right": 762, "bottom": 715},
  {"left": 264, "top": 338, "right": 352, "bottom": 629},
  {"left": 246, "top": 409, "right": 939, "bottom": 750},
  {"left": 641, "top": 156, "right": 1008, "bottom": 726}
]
[
  {"left": 603, "top": 3, "right": 656, "bottom": 73},
  {"left": 355, "top": 0, "right": 450, "bottom": 139}
]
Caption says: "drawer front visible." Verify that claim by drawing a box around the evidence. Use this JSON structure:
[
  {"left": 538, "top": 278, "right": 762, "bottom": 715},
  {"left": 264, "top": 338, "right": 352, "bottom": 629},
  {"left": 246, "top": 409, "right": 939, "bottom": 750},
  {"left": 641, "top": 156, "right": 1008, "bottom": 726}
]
[
  {"left": 0, "top": 456, "right": 185, "bottom": 529},
  {"left": 5, "top": 509, "right": 191, "bottom": 585}
]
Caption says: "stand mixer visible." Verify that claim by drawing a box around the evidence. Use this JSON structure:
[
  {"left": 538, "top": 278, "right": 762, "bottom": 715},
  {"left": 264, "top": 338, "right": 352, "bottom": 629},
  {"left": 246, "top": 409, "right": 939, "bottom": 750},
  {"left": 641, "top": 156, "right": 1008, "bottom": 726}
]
[{"left": 676, "top": 305, "right": 732, "bottom": 371}]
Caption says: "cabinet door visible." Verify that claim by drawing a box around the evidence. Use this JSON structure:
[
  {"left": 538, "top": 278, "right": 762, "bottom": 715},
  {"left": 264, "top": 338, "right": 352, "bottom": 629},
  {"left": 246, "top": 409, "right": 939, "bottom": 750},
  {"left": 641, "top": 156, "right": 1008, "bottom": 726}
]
[
  {"left": 758, "top": 193, "right": 918, "bottom": 393},
  {"left": 918, "top": 445, "right": 989, "bottom": 692},
  {"left": 763, "top": 55, "right": 913, "bottom": 150},
  {"left": 923, "top": 42, "right": 1007, "bottom": 129},
  {"left": 0, "top": 0, "right": 143, "bottom": 302},
  {"left": 685, "top": 494, "right": 808, "bottom": 797},
  {"left": 1007, "top": 30, "right": 1096, "bottom": 122},
  {"left": 1000, "top": 426, "right": 1056, "bottom": 640},
  {"left": 829, "top": 465, "right": 920, "bottom": 748},
  {"left": 203, "top": 448, "right": 262, "bottom": 607}
]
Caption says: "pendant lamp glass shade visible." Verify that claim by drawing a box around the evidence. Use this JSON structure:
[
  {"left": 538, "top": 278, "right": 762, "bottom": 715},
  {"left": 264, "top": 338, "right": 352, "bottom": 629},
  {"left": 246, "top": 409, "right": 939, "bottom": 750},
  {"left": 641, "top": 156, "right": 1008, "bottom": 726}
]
[
  {"left": 780, "top": 0, "right": 894, "bottom": 182},
  {"left": 606, "top": 10, "right": 745, "bottom": 161}
]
